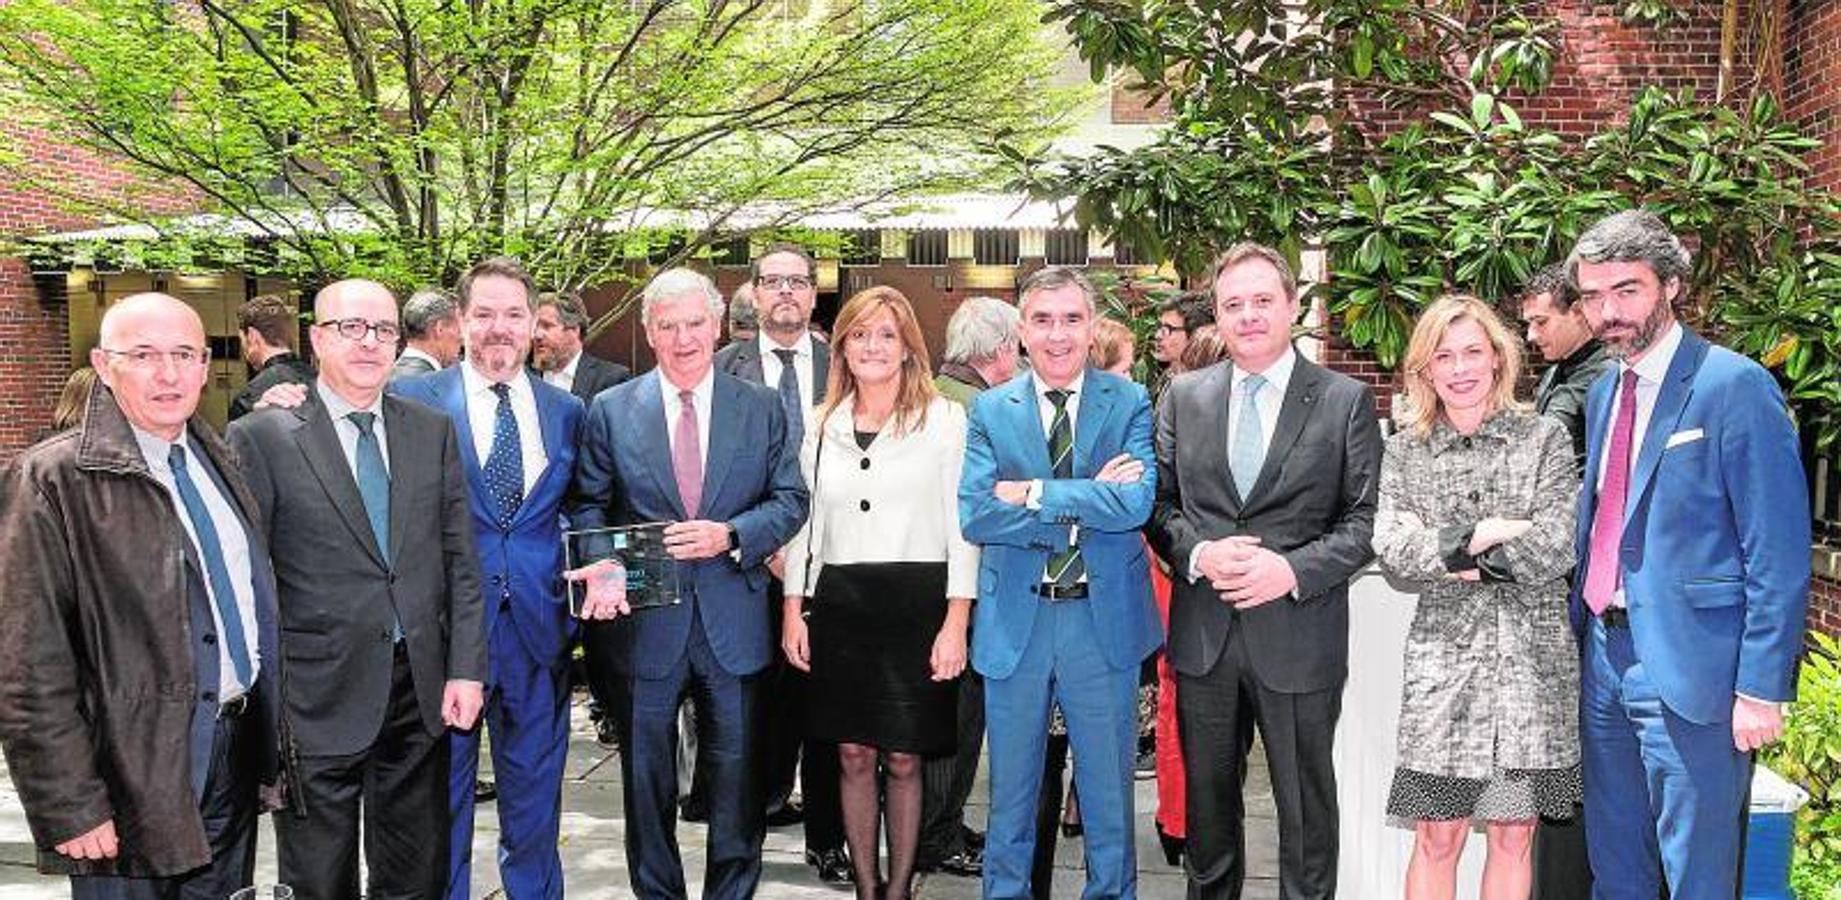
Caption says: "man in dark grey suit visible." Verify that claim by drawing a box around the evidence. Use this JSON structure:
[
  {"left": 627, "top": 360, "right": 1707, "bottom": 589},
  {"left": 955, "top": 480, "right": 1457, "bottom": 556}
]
[
  {"left": 392, "top": 288, "right": 462, "bottom": 381},
  {"left": 534, "top": 290, "right": 631, "bottom": 404},
  {"left": 229, "top": 279, "right": 487, "bottom": 900},
  {"left": 1148, "top": 242, "right": 1382, "bottom": 900},
  {"left": 710, "top": 242, "right": 847, "bottom": 880}
]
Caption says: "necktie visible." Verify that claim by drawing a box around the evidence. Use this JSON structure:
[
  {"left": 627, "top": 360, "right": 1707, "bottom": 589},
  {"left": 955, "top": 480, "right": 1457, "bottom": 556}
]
[
  {"left": 1044, "top": 389, "right": 1084, "bottom": 587},
  {"left": 1583, "top": 370, "right": 1640, "bottom": 615},
  {"left": 168, "top": 445, "right": 255, "bottom": 689},
  {"left": 773, "top": 348, "right": 804, "bottom": 437},
  {"left": 484, "top": 382, "right": 524, "bottom": 527},
  {"left": 1230, "top": 373, "right": 1268, "bottom": 499},
  {"left": 673, "top": 389, "right": 704, "bottom": 517},
  {"left": 347, "top": 411, "right": 391, "bottom": 561}
]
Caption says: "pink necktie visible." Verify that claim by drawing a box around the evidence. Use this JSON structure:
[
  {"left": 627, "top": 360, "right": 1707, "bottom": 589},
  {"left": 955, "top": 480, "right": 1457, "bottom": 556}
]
[
  {"left": 673, "top": 390, "right": 703, "bottom": 517},
  {"left": 1583, "top": 370, "right": 1639, "bottom": 615}
]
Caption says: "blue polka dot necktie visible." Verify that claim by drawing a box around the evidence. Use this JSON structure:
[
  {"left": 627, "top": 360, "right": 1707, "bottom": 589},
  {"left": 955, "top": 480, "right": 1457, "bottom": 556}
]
[{"left": 484, "top": 382, "right": 524, "bottom": 527}]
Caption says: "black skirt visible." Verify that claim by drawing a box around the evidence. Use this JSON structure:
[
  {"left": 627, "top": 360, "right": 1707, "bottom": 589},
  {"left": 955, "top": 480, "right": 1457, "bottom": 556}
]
[{"left": 806, "top": 561, "right": 958, "bottom": 756}]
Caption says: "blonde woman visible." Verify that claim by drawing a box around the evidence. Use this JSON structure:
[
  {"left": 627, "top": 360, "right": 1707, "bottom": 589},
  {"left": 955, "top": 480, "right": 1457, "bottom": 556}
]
[
  {"left": 781, "top": 286, "right": 978, "bottom": 900},
  {"left": 1372, "top": 295, "right": 1581, "bottom": 900}
]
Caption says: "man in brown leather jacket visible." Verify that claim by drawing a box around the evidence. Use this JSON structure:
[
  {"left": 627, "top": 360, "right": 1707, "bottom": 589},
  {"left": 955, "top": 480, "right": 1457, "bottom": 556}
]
[{"left": 0, "top": 293, "right": 284, "bottom": 899}]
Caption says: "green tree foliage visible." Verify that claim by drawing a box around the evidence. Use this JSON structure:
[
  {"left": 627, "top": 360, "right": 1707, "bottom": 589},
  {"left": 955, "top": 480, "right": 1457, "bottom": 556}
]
[
  {"left": 1763, "top": 632, "right": 1841, "bottom": 896},
  {"left": 1017, "top": 0, "right": 1841, "bottom": 449},
  {"left": 0, "top": 0, "right": 1074, "bottom": 298}
]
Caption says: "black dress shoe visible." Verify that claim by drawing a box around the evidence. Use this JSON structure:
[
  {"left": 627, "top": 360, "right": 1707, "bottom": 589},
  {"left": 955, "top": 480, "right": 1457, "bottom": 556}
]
[
  {"left": 474, "top": 779, "right": 497, "bottom": 803},
  {"left": 680, "top": 797, "right": 709, "bottom": 823},
  {"left": 595, "top": 716, "right": 620, "bottom": 750},
  {"left": 921, "top": 848, "right": 983, "bottom": 878},
  {"left": 960, "top": 825, "right": 985, "bottom": 851},
  {"left": 1156, "top": 822, "right": 1185, "bottom": 867},
  {"left": 766, "top": 798, "right": 806, "bottom": 827},
  {"left": 805, "top": 847, "right": 852, "bottom": 885}
]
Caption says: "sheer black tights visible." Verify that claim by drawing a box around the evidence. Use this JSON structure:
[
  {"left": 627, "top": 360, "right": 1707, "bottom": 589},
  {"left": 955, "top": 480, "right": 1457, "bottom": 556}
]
[{"left": 838, "top": 742, "right": 922, "bottom": 900}]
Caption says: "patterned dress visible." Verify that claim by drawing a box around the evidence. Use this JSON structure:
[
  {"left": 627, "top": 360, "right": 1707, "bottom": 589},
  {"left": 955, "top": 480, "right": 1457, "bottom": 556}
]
[{"left": 1372, "top": 410, "right": 1583, "bottom": 822}]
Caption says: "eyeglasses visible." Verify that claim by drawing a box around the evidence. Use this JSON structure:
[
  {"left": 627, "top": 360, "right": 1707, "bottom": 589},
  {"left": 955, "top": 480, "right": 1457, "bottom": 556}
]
[
  {"left": 99, "top": 346, "right": 211, "bottom": 369},
  {"left": 318, "top": 318, "right": 402, "bottom": 343},
  {"left": 1154, "top": 323, "right": 1184, "bottom": 336},
  {"left": 755, "top": 274, "right": 814, "bottom": 291}
]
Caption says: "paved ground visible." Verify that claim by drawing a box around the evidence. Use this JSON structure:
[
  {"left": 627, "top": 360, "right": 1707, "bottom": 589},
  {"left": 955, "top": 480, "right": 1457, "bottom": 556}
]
[{"left": 0, "top": 695, "right": 1282, "bottom": 898}]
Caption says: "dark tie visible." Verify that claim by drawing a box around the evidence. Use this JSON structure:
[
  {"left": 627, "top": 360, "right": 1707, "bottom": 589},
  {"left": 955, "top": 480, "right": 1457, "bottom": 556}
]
[
  {"left": 484, "top": 382, "right": 524, "bottom": 527},
  {"left": 773, "top": 348, "right": 803, "bottom": 436},
  {"left": 673, "top": 389, "right": 703, "bottom": 517},
  {"left": 347, "top": 411, "right": 390, "bottom": 561},
  {"left": 1584, "top": 370, "right": 1640, "bottom": 614},
  {"left": 1044, "top": 389, "right": 1084, "bottom": 587},
  {"left": 168, "top": 445, "right": 255, "bottom": 688}
]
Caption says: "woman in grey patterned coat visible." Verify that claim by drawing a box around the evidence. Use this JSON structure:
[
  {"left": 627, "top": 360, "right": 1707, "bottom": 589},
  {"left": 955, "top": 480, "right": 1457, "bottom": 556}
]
[{"left": 1373, "top": 294, "right": 1581, "bottom": 900}]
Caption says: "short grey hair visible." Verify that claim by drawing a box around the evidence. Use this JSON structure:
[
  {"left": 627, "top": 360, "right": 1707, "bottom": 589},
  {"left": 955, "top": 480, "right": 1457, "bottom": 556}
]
[
  {"left": 728, "top": 283, "right": 758, "bottom": 330},
  {"left": 944, "top": 296, "right": 1020, "bottom": 364},
  {"left": 640, "top": 268, "right": 724, "bottom": 324},
  {"left": 1017, "top": 266, "right": 1097, "bottom": 313},
  {"left": 538, "top": 290, "right": 589, "bottom": 334},
  {"left": 1566, "top": 209, "right": 1693, "bottom": 302},
  {"left": 401, "top": 288, "right": 458, "bottom": 339}
]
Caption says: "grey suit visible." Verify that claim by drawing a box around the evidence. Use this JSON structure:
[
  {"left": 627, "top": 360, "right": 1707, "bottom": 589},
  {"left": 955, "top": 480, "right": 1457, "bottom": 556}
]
[
  {"left": 713, "top": 337, "right": 831, "bottom": 406},
  {"left": 569, "top": 352, "right": 631, "bottom": 405},
  {"left": 229, "top": 392, "right": 487, "bottom": 900},
  {"left": 1147, "top": 354, "right": 1381, "bottom": 900},
  {"left": 390, "top": 353, "right": 437, "bottom": 382}
]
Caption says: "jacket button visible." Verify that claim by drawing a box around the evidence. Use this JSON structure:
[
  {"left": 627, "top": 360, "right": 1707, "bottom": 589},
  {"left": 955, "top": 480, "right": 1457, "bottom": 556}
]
[
  {"left": 202, "top": 633, "right": 217, "bottom": 645},
  {"left": 201, "top": 691, "right": 216, "bottom": 703},
  {"left": 860, "top": 500, "right": 871, "bottom": 512},
  {"left": 860, "top": 458, "right": 871, "bottom": 470},
  {"left": 389, "top": 572, "right": 399, "bottom": 584}
]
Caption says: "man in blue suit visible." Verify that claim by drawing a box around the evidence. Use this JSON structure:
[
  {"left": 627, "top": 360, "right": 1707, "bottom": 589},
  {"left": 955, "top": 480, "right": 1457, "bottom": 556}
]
[
  {"left": 1568, "top": 210, "right": 1809, "bottom": 899},
  {"left": 959, "top": 266, "right": 1160, "bottom": 900},
  {"left": 391, "top": 256, "right": 585, "bottom": 899},
  {"left": 569, "top": 267, "right": 807, "bottom": 900}
]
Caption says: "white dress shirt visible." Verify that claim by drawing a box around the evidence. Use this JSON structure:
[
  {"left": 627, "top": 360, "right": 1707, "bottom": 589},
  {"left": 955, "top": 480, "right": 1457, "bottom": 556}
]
[
  {"left": 133, "top": 427, "right": 262, "bottom": 699},
  {"left": 757, "top": 331, "right": 818, "bottom": 413},
  {"left": 660, "top": 367, "right": 716, "bottom": 472},
  {"left": 1027, "top": 372, "right": 1088, "bottom": 583},
  {"left": 316, "top": 380, "right": 390, "bottom": 476},
  {"left": 1226, "top": 346, "right": 1296, "bottom": 465},
  {"left": 543, "top": 350, "right": 581, "bottom": 393},
  {"left": 462, "top": 362, "right": 547, "bottom": 494}
]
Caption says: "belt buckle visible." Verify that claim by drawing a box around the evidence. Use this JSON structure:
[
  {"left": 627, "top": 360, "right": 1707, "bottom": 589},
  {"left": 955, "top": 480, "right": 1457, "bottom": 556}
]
[
  {"left": 1035, "top": 583, "right": 1083, "bottom": 602},
  {"left": 218, "top": 693, "right": 249, "bottom": 719}
]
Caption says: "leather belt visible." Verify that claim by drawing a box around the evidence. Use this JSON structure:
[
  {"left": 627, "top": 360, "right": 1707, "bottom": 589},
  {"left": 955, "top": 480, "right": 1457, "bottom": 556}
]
[
  {"left": 1032, "top": 583, "right": 1089, "bottom": 601},
  {"left": 1599, "top": 607, "right": 1630, "bottom": 629},
  {"left": 218, "top": 692, "right": 250, "bottom": 719}
]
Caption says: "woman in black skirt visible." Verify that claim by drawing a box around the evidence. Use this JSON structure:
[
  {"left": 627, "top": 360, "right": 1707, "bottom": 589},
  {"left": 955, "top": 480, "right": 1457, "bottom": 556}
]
[{"left": 781, "top": 286, "right": 979, "bottom": 900}]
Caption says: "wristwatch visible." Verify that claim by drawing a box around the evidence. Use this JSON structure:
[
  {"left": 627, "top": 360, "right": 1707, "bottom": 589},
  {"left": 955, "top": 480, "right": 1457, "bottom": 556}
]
[{"left": 725, "top": 523, "right": 740, "bottom": 551}]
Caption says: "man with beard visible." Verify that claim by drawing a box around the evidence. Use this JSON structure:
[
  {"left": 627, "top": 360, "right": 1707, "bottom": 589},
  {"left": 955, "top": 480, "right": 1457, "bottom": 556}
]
[
  {"left": 1568, "top": 210, "right": 1809, "bottom": 900},
  {"left": 711, "top": 243, "right": 849, "bottom": 881},
  {"left": 392, "top": 257, "right": 586, "bottom": 899},
  {"left": 533, "top": 291, "right": 630, "bottom": 405},
  {"left": 230, "top": 294, "right": 315, "bottom": 421}
]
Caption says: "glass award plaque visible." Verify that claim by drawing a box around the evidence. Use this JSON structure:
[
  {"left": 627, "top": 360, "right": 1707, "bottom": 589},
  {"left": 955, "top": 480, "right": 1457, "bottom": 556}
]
[{"left": 563, "top": 522, "right": 682, "bottom": 615}]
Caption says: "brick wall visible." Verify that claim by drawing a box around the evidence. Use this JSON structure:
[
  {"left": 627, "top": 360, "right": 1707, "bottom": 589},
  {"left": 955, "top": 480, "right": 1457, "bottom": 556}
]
[
  {"left": 0, "top": 261, "right": 70, "bottom": 454},
  {"left": 1787, "top": 0, "right": 1841, "bottom": 191}
]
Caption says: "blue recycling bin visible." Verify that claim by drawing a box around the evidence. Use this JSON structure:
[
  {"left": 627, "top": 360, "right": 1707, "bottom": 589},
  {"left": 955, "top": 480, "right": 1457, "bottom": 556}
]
[{"left": 1744, "top": 765, "right": 1808, "bottom": 900}]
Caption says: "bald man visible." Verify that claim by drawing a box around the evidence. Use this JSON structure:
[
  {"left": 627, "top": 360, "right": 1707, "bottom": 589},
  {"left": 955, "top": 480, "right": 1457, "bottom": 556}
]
[
  {"left": 228, "top": 280, "right": 487, "bottom": 900},
  {"left": 0, "top": 294, "right": 284, "bottom": 898}
]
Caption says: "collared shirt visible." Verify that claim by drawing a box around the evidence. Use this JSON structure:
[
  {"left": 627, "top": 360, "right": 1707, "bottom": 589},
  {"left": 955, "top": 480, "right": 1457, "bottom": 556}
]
[
  {"left": 1029, "top": 371, "right": 1088, "bottom": 584},
  {"left": 316, "top": 380, "right": 390, "bottom": 477},
  {"left": 462, "top": 362, "right": 547, "bottom": 494},
  {"left": 543, "top": 350, "right": 582, "bottom": 393},
  {"left": 660, "top": 367, "right": 716, "bottom": 471},
  {"left": 1226, "top": 346, "right": 1296, "bottom": 464},
  {"left": 1595, "top": 322, "right": 1682, "bottom": 613},
  {"left": 397, "top": 346, "right": 441, "bottom": 371},
  {"left": 132, "top": 426, "right": 261, "bottom": 699},
  {"left": 757, "top": 331, "right": 817, "bottom": 413}
]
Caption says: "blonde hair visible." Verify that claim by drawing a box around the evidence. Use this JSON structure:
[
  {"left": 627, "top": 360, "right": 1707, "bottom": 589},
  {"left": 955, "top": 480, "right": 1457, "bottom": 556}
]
[
  {"left": 1089, "top": 318, "right": 1135, "bottom": 372},
  {"left": 52, "top": 366, "right": 98, "bottom": 431},
  {"left": 818, "top": 286, "right": 937, "bottom": 435},
  {"left": 1400, "top": 294, "right": 1526, "bottom": 439}
]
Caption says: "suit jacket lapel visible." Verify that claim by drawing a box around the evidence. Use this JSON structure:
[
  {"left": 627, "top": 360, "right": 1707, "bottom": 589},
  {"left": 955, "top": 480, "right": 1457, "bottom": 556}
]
[
  {"left": 511, "top": 383, "right": 568, "bottom": 528},
  {"left": 732, "top": 342, "right": 764, "bottom": 383},
  {"left": 701, "top": 376, "right": 742, "bottom": 512},
  {"left": 812, "top": 342, "right": 830, "bottom": 403},
  {"left": 1011, "top": 375, "right": 1053, "bottom": 478},
  {"left": 1577, "top": 373, "right": 1616, "bottom": 548},
  {"left": 382, "top": 396, "right": 413, "bottom": 563},
  {"left": 438, "top": 369, "right": 496, "bottom": 526},
  {"left": 1248, "top": 359, "right": 1322, "bottom": 505},
  {"left": 1072, "top": 368, "right": 1112, "bottom": 477},
  {"left": 294, "top": 400, "right": 387, "bottom": 566},
  {"left": 635, "top": 373, "right": 687, "bottom": 519},
  {"left": 1625, "top": 328, "right": 1706, "bottom": 518}
]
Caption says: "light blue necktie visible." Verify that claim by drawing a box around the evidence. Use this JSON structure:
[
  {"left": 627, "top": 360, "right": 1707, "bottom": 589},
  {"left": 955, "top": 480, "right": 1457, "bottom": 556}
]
[
  {"left": 168, "top": 444, "right": 254, "bottom": 688},
  {"left": 1230, "top": 373, "right": 1267, "bottom": 499},
  {"left": 347, "top": 411, "right": 390, "bottom": 561},
  {"left": 484, "top": 382, "right": 524, "bottom": 527}
]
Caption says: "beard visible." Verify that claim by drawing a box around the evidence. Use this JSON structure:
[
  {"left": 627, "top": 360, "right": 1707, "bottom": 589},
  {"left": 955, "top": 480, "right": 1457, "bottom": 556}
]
[{"left": 1600, "top": 297, "right": 1673, "bottom": 359}]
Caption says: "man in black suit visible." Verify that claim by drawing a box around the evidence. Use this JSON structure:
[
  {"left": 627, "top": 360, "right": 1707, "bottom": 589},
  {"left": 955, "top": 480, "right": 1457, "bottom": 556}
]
[
  {"left": 392, "top": 288, "right": 462, "bottom": 381},
  {"left": 229, "top": 293, "right": 315, "bottom": 421},
  {"left": 229, "top": 279, "right": 488, "bottom": 900},
  {"left": 534, "top": 290, "right": 630, "bottom": 404},
  {"left": 709, "top": 242, "right": 848, "bottom": 882},
  {"left": 1148, "top": 242, "right": 1382, "bottom": 900}
]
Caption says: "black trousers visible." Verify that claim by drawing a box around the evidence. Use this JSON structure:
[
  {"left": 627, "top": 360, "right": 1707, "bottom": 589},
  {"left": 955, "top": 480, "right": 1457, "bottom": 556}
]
[
  {"left": 1178, "top": 626, "right": 1340, "bottom": 900},
  {"left": 763, "top": 584, "right": 844, "bottom": 852},
  {"left": 919, "top": 667, "right": 986, "bottom": 861},
  {"left": 69, "top": 712, "right": 258, "bottom": 900},
  {"left": 275, "top": 647, "right": 449, "bottom": 900},
  {"left": 1531, "top": 806, "right": 1593, "bottom": 899}
]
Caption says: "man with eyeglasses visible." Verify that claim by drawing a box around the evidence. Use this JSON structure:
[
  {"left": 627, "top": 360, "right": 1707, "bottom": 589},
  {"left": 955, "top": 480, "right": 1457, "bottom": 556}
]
[
  {"left": 0, "top": 293, "right": 284, "bottom": 898},
  {"left": 392, "top": 256, "right": 586, "bottom": 900},
  {"left": 227, "top": 279, "right": 487, "bottom": 900},
  {"left": 710, "top": 242, "right": 849, "bottom": 882}
]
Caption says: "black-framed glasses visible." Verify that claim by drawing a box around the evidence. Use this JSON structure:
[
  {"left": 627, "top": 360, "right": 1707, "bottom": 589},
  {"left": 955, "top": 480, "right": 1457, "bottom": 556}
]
[
  {"left": 98, "top": 346, "right": 211, "bottom": 369},
  {"left": 755, "top": 274, "right": 814, "bottom": 291},
  {"left": 318, "top": 318, "right": 402, "bottom": 343},
  {"left": 1154, "top": 323, "right": 1184, "bottom": 336}
]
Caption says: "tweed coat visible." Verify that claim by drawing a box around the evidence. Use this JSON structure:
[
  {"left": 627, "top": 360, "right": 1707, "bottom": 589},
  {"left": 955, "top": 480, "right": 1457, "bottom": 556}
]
[{"left": 1372, "top": 410, "right": 1580, "bottom": 779}]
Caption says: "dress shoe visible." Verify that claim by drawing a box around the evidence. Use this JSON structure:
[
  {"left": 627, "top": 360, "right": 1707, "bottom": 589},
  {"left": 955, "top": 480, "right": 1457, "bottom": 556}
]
[
  {"left": 765, "top": 798, "right": 806, "bottom": 827},
  {"left": 474, "top": 779, "right": 497, "bottom": 803},
  {"left": 805, "top": 847, "right": 852, "bottom": 885},
  {"left": 595, "top": 715, "right": 620, "bottom": 750},
  {"left": 959, "top": 825, "right": 985, "bottom": 851},
  {"left": 680, "top": 797, "right": 709, "bottom": 823},
  {"left": 1060, "top": 819, "right": 1082, "bottom": 839},
  {"left": 917, "top": 848, "right": 983, "bottom": 878}
]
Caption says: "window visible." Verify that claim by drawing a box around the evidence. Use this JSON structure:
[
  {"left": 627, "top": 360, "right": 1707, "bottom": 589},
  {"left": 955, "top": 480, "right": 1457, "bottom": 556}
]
[
  {"left": 907, "top": 230, "right": 948, "bottom": 267},
  {"left": 1044, "top": 229, "right": 1088, "bottom": 266},
  {"left": 972, "top": 229, "right": 1019, "bottom": 266}
]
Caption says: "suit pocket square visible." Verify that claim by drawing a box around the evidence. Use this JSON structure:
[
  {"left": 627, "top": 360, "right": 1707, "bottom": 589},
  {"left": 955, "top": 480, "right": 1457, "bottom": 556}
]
[{"left": 1664, "top": 428, "right": 1704, "bottom": 449}]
